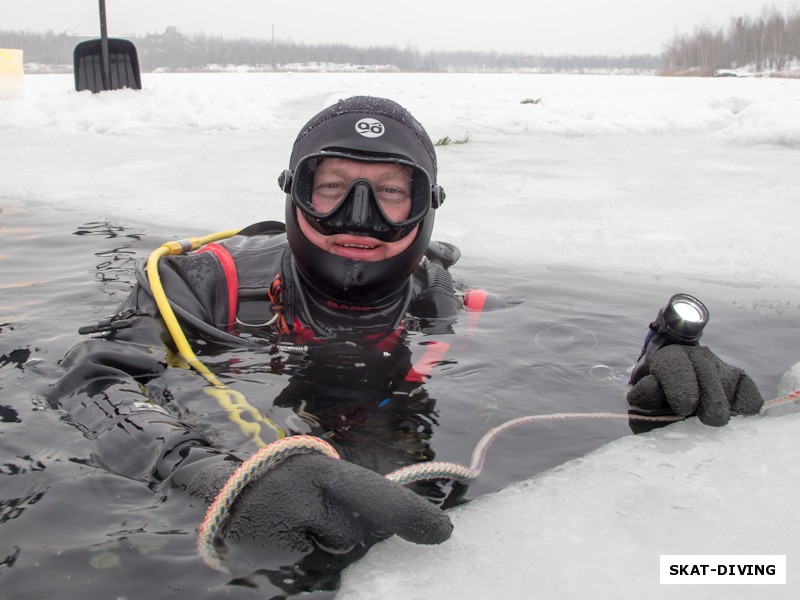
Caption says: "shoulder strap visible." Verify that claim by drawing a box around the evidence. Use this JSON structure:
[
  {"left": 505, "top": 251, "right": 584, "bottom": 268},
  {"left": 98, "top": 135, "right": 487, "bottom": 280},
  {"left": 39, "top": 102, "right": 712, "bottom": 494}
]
[{"left": 198, "top": 243, "right": 239, "bottom": 333}]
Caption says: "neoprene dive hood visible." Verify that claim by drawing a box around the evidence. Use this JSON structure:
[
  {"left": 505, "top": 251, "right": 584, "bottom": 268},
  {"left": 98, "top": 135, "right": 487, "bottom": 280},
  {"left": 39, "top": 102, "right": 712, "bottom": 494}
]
[{"left": 280, "top": 96, "right": 444, "bottom": 306}]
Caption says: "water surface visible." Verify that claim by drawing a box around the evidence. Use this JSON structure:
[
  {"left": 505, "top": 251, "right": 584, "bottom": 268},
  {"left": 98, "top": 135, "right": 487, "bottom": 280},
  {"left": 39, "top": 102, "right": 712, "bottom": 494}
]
[{"left": 1, "top": 205, "right": 797, "bottom": 598}]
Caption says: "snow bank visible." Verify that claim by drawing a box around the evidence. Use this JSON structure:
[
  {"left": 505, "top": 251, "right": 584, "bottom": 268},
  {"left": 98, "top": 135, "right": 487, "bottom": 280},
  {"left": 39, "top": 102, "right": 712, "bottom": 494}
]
[{"left": 3, "top": 72, "right": 799, "bottom": 146}]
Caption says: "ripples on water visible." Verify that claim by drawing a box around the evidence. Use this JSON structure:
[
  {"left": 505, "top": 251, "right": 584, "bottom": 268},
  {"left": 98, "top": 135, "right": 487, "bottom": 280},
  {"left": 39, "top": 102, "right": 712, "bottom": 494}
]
[{"left": 1, "top": 206, "right": 798, "bottom": 598}]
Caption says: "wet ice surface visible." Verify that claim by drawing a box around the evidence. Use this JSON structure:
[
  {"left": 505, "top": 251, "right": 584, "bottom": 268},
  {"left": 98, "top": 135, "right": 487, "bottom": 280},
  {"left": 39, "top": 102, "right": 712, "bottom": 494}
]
[{"left": 341, "top": 413, "right": 800, "bottom": 599}]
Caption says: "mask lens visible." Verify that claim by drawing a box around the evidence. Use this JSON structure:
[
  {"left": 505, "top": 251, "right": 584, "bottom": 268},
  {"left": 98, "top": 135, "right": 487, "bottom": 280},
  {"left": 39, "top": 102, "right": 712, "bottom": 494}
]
[
  {"left": 290, "top": 153, "right": 433, "bottom": 236},
  {"left": 292, "top": 157, "right": 330, "bottom": 216}
]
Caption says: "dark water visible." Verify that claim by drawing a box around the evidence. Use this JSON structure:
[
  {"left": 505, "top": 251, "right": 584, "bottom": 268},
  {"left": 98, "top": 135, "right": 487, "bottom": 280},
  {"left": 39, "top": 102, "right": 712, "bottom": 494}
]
[{"left": 1, "top": 205, "right": 798, "bottom": 598}]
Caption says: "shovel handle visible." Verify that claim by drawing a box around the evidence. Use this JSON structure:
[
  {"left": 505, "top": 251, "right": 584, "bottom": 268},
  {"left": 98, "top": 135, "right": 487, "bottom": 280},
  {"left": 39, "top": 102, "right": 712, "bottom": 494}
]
[{"left": 99, "top": 0, "right": 110, "bottom": 89}]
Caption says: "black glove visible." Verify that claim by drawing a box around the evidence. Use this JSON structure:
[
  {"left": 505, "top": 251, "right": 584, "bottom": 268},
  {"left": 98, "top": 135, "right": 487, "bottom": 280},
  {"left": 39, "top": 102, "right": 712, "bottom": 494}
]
[
  {"left": 627, "top": 345, "right": 764, "bottom": 426},
  {"left": 187, "top": 453, "right": 453, "bottom": 553}
]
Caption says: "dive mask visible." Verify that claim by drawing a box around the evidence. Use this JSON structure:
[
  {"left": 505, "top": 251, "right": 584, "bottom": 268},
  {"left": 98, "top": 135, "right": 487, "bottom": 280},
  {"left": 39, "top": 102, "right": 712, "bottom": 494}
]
[{"left": 280, "top": 152, "right": 444, "bottom": 243}]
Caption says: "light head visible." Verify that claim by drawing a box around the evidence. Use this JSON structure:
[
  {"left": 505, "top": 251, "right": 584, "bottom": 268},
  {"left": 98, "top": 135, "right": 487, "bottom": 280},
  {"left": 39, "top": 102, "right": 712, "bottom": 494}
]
[{"left": 657, "top": 293, "right": 709, "bottom": 344}]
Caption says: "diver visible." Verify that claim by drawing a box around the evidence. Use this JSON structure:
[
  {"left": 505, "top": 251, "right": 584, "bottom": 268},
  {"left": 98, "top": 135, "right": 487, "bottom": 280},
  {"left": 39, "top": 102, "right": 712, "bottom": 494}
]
[{"left": 47, "top": 96, "right": 764, "bottom": 589}]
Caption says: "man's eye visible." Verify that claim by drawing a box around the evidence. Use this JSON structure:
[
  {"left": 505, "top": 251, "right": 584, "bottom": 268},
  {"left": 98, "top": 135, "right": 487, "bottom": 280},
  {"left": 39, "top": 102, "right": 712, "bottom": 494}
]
[
  {"left": 315, "top": 182, "right": 343, "bottom": 195},
  {"left": 383, "top": 185, "right": 411, "bottom": 195}
]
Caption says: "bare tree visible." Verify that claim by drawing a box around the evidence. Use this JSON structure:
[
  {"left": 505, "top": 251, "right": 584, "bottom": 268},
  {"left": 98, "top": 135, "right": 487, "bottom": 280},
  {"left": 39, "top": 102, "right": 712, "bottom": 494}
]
[{"left": 661, "top": 5, "right": 800, "bottom": 75}]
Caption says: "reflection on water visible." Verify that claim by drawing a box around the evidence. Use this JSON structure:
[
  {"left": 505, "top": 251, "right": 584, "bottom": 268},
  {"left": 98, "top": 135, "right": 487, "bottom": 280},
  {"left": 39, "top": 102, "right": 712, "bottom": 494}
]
[
  {"left": 1, "top": 205, "right": 798, "bottom": 598},
  {"left": 588, "top": 364, "right": 629, "bottom": 388},
  {"left": 534, "top": 323, "right": 599, "bottom": 354},
  {"left": 1, "top": 348, "right": 30, "bottom": 370},
  {"left": 75, "top": 221, "right": 144, "bottom": 298}
]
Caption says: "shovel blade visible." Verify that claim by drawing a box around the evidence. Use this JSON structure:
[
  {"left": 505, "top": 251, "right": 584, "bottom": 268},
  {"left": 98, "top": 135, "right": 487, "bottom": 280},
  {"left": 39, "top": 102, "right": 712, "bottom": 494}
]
[{"left": 74, "top": 38, "right": 142, "bottom": 93}]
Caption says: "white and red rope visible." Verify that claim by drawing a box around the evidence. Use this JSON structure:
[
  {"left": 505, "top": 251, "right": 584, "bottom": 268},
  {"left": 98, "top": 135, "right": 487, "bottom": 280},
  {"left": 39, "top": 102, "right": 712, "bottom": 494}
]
[
  {"left": 196, "top": 435, "right": 340, "bottom": 573},
  {"left": 197, "top": 390, "right": 800, "bottom": 572}
]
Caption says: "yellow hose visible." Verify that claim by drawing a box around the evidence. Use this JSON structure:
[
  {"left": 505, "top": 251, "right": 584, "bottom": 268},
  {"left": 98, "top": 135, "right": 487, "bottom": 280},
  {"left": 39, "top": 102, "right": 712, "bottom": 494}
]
[{"left": 146, "top": 230, "right": 286, "bottom": 446}]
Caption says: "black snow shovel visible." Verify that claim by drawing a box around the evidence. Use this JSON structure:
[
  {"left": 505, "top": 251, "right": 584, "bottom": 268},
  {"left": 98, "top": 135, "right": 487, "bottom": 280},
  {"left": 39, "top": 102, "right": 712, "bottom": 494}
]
[{"left": 73, "top": 0, "right": 141, "bottom": 93}]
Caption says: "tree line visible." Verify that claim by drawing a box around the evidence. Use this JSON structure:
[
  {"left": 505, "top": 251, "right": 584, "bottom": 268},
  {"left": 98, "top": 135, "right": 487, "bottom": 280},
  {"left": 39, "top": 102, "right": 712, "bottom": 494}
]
[
  {"left": 4, "top": 5, "right": 799, "bottom": 77},
  {"left": 663, "top": 5, "right": 800, "bottom": 75},
  {"left": 0, "top": 27, "right": 659, "bottom": 73}
]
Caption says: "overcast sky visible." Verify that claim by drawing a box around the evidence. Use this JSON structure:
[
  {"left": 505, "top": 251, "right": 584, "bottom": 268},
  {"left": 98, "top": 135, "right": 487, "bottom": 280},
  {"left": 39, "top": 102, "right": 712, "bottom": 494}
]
[{"left": 3, "top": 0, "right": 795, "bottom": 55}]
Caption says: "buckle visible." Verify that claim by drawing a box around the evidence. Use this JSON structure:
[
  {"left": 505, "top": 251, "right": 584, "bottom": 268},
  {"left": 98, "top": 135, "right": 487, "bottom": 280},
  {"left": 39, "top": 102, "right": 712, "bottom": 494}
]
[{"left": 78, "top": 310, "right": 138, "bottom": 335}]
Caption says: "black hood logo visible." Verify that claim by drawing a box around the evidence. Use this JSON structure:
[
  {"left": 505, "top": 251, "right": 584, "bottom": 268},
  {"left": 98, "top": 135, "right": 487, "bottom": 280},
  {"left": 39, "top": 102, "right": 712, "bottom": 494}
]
[{"left": 355, "top": 118, "right": 385, "bottom": 138}]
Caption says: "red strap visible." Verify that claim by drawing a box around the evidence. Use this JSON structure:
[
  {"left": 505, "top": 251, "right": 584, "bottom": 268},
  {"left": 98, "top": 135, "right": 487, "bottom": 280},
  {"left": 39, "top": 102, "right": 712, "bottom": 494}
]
[
  {"left": 198, "top": 243, "right": 238, "bottom": 332},
  {"left": 405, "top": 341, "right": 451, "bottom": 383}
]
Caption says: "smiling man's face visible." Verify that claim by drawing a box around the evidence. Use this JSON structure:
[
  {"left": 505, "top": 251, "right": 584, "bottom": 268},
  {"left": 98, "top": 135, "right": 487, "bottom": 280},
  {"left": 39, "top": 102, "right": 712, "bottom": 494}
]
[{"left": 296, "top": 157, "right": 420, "bottom": 261}]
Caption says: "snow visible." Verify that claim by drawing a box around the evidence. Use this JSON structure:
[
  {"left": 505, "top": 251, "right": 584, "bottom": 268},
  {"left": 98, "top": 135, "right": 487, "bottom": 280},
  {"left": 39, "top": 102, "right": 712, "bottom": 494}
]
[
  {"left": 2, "top": 71, "right": 799, "bottom": 597},
  {"left": 3, "top": 73, "right": 799, "bottom": 290}
]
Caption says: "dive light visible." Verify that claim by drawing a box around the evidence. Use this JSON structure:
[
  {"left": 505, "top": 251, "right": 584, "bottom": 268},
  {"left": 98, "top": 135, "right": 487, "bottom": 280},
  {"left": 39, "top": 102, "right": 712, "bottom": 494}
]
[{"left": 629, "top": 293, "right": 709, "bottom": 385}]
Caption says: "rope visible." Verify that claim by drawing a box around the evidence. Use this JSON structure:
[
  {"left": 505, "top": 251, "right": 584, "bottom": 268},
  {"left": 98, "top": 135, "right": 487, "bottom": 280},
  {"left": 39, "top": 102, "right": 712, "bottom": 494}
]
[
  {"left": 386, "top": 411, "right": 681, "bottom": 484},
  {"left": 387, "top": 389, "right": 800, "bottom": 484},
  {"left": 196, "top": 389, "right": 799, "bottom": 572},
  {"left": 763, "top": 388, "right": 800, "bottom": 409},
  {"left": 197, "top": 435, "right": 340, "bottom": 573}
]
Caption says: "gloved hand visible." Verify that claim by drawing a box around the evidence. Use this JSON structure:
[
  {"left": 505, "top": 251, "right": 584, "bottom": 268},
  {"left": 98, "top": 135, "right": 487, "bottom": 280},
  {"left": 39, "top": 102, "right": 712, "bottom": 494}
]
[
  {"left": 187, "top": 452, "right": 453, "bottom": 553},
  {"left": 627, "top": 345, "right": 764, "bottom": 426}
]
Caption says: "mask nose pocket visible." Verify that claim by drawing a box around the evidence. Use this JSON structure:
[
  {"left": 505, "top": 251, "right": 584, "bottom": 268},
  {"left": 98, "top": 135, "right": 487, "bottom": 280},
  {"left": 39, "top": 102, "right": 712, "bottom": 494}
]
[{"left": 347, "top": 182, "right": 375, "bottom": 229}]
